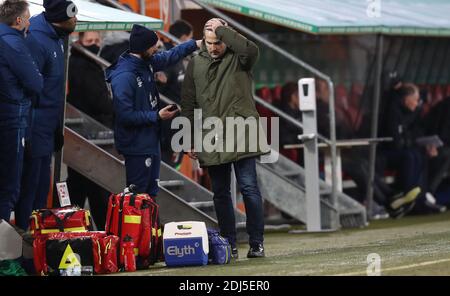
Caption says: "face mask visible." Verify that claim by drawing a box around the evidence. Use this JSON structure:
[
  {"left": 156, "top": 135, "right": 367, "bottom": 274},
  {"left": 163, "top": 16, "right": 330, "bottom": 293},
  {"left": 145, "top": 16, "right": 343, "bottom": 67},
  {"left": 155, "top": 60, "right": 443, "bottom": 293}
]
[{"left": 83, "top": 44, "right": 100, "bottom": 55}]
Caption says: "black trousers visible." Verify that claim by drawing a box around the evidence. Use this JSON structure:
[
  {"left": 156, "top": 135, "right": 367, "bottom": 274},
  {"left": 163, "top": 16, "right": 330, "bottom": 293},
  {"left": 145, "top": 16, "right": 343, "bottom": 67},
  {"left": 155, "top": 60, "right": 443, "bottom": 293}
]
[{"left": 66, "top": 168, "right": 109, "bottom": 230}]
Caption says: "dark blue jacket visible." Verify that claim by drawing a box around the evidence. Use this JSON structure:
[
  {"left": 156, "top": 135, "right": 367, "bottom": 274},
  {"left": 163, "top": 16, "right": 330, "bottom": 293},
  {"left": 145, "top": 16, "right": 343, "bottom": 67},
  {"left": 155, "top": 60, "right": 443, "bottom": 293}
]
[
  {"left": 0, "top": 23, "right": 43, "bottom": 130},
  {"left": 25, "top": 13, "right": 66, "bottom": 157},
  {"left": 105, "top": 40, "right": 197, "bottom": 156}
]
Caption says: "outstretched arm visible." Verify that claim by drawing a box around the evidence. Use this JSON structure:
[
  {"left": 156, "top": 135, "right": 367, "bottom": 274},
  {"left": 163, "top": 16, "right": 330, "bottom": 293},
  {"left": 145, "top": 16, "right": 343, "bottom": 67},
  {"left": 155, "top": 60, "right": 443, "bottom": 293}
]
[{"left": 150, "top": 39, "right": 199, "bottom": 72}]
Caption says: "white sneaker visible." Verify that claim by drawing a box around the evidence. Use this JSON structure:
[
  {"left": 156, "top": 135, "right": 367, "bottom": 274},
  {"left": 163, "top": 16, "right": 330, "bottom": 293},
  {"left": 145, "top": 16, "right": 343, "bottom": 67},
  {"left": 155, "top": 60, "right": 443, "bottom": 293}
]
[{"left": 425, "top": 192, "right": 437, "bottom": 205}]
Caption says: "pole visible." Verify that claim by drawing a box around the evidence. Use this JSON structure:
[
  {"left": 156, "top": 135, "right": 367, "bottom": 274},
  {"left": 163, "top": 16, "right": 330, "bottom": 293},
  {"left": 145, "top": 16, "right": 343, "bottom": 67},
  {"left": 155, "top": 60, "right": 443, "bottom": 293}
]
[
  {"left": 366, "top": 34, "right": 383, "bottom": 219},
  {"left": 52, "top": 37, "right": 70, "bottom": 207},
  {"left": 299, "top": 78, "right": 321, "bottom": 231},
  {"left": 139, "top": 0, "right": 146, "bottom": 15},
  {"left": 191, "top": 0, "right": 339, "bottom": 223}
]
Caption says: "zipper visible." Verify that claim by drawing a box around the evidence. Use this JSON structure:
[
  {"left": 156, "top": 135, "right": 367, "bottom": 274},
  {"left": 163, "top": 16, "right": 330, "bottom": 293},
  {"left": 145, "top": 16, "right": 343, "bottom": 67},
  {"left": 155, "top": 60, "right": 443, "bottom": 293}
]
[{"left": 117, "top": 194, "right": 125, "bottom": 268}]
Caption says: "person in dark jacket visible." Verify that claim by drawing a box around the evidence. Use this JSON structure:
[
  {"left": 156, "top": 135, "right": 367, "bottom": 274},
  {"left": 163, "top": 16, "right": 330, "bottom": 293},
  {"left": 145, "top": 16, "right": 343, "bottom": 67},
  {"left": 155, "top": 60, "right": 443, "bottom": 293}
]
[
  {"left": 381, "top": 83, "right": 445, "bottom": 214},
  {"left": 68, "top": 31, "right": 113, "bottom": 127},
  {"left": 0, "top": 0, "right": 43, "bottom": 223},
  {"left": 315, "top": 80, "right": 420, "bottom": 218},
  {"left": 424, "top": 97, "right": 450, "bottom": 200},
  {"left": 105, "top": 24, "right": 200, "bottom": 198},
  {"left": 157, "top": 20, "right": 194, "bottom": 168},
  {"left": 66, "top": 31, "right": 113, "bottom": 229},
  {"left": 278, "top": 82, "right": 302, "bottom": 164},
  {"left": 181, "top": 18, "right": 268, "bottom": 259},
  {"left": 15, "top": 0, "right": 78, "bottom": 230}
]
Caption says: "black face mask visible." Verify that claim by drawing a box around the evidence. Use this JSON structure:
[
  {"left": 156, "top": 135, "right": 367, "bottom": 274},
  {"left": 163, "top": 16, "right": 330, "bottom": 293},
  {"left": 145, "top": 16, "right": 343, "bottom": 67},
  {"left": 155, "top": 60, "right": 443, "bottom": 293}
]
[{"left": 83, "top": 44, "right": 100, "bottom": 55}]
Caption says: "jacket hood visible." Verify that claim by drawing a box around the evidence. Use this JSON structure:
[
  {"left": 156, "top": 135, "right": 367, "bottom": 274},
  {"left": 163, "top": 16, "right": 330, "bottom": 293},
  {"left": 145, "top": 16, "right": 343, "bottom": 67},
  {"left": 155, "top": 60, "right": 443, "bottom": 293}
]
[
  {"left": 29, "top": 13, "right": 59, "bottom": 40},
  {"left": 0, "top": 23, "right": 23, "bottom": 38},
  {"left": 105, "top": 52, "right": 147, "bottom": 82}
]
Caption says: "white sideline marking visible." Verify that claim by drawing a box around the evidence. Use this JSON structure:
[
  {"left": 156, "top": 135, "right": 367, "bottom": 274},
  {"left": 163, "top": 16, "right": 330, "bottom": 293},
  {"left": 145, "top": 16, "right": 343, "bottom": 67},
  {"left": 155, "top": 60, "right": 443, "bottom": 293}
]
[{"left": 334, "top": 258, "right": 450, "bottom": 276}]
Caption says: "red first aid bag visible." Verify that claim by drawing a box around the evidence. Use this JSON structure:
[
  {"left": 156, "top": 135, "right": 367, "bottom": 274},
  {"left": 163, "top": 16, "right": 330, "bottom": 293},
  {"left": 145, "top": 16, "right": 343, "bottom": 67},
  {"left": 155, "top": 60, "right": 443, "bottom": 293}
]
[
  {"left": 105, "top": 187, "right": 163, "bottom": 269},
  {"left": 30, "top": 206, "right": 93, "bottom": 237},
  {"left": 33, "top": 232, "right": 119, "bottom": 276}
]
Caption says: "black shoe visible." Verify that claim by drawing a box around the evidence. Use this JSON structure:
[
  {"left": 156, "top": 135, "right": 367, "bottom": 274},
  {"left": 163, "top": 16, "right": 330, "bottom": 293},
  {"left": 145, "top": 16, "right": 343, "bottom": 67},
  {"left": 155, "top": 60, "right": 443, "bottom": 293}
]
[
  {"left": 388, "top": 201, "right": 416, "bottom": 219},
  {"left": 389, "top": 187, "right": 421, "bottom": 210},
  {"left": 247, "top": 244, "right": 265, "bottom": 258},
  {"left": 231, "top": 247, "right": 239, "bottom": 259}
]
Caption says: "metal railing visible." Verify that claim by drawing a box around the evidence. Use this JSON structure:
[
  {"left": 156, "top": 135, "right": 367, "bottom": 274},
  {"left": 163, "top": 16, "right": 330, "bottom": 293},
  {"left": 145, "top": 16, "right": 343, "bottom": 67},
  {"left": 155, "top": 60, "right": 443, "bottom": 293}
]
[
  {"left": 71, "top": 42, "right": 177, "bottom": 106},
  {"left": 92, "top": 0, "right": 340, "bottom": 227},
  {"left": 190, "top": 0, "right": 339, "bottom": 228}
]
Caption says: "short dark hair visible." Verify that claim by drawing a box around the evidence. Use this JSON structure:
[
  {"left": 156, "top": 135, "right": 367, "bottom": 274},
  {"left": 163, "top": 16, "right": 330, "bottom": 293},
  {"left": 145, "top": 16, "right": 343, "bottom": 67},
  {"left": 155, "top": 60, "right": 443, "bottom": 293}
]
[
  {"left": 169, "top": 20, "right": 193, "bottom": 38},
  {"left": 0, "top": 0, "right": 29, "bottom": 26}
]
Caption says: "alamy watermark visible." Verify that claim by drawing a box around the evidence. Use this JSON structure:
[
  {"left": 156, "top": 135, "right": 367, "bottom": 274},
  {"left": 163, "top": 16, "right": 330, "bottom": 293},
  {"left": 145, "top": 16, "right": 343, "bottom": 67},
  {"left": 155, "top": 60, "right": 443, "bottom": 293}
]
[
  {"left": 170, "top": 109, "right": 280, "bottom": 164},
  {"left": 366, "top": 253, "right": 381, "bottom": 276},
  {"left": 366, "top": 0, "right": 381, "bottom": 18}
]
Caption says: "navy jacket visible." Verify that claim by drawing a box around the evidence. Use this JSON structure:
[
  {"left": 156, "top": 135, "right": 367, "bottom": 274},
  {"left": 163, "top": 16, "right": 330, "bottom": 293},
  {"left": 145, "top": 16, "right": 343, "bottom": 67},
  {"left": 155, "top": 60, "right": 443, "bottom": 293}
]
[
  {"left": 25, "top": 13, "right": 66, "bottom": 157},
  {"left": 0, "top": 23, "right": 43, "bottom": 130},
  {"left": 105, "top": 40, "right": 197, "bottom": 156}
]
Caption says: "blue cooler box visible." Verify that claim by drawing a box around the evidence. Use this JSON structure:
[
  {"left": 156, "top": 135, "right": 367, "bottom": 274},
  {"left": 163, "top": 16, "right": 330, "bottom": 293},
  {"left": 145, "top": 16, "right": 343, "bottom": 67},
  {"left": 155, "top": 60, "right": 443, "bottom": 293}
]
[{"left": 163, "top": 221, "right": 209, "bottom": 267}]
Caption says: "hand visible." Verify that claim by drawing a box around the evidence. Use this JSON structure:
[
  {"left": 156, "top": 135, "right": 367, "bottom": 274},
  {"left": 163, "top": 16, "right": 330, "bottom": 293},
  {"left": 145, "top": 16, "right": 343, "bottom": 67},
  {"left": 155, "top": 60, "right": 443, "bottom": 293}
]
[
  {"left": 155, "top": 72, "right": 167, "bottom": 84},
  {"left": 205, "top": 18, "right": 227, "bottom": 33},
  {"left": 158, "top": 104, "right": 178, "bottom": 120},
  {"left": 426, "top": 145, "right": 438, "bottom": 158},
  {"left": 195, "top": 39, "right": 202, "bottom": 49},
  {"left": 185, "top": 149, "right": 198, "bottom": 160}
]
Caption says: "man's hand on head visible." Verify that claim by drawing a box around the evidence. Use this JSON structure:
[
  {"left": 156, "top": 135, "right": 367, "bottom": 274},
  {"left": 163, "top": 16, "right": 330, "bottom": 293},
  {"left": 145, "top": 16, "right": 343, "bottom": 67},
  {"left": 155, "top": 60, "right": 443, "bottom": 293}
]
[{"left": 205, "top": 18, "right": 227, "bottom": 33}]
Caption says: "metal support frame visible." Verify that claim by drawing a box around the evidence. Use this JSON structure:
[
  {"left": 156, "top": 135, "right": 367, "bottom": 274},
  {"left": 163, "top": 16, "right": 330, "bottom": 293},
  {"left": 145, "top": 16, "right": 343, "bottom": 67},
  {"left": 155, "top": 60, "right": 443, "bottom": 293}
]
[
  {"left": 366, "top": 34, "right": 384, "bottom": 219},
  {"left": 52, "top": 37, "right": 70, "bottom": 207},
  {"left": 436, "top": 39, "right": 450, "bottom": 84},
  {"left": 425, "top": 39, "right": 442, "bottom": 84},
  {"left": 190, "top": 0, "right": 340, "bottom": 230},
  {"left": 67, "top": 31, "right": 368, "bottom": 229},
  {"left": 400, "top": 38, "right": 416, "bottom": 81},
  {"left": 299, "top": 79, "right": 321, "bottom": 231},
  {"left": 139, "top": 0, "right": 146, "bottom": 15},
  {"left": 83, "top": 0, "right": 341, "bottom": 229},
  {"left": 413, "top": 39, "right": 429, "bottom": 82}
]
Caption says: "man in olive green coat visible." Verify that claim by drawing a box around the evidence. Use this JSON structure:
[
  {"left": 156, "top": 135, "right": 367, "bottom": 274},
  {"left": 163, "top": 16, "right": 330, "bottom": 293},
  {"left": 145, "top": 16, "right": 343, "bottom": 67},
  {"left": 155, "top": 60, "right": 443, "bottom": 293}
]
[{"left": 181, "top": 18, "right": 268, "bottom": 258}]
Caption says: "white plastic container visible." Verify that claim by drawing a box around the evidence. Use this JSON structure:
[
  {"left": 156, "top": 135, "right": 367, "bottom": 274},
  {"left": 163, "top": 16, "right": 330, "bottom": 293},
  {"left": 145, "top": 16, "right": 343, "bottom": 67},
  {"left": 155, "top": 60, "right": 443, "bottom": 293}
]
[{"left": 163, "top": 221, "right": 209, "bottom": 267}]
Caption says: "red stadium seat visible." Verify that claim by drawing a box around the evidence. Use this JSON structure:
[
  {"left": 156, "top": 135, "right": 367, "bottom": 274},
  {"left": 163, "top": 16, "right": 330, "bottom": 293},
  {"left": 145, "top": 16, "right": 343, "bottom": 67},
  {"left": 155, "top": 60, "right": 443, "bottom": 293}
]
[
  {"left": 271, "top": 85, "right": 282, "bottom": 103},
  {"left": 446, "top": 85, "right": 450, "bottom": 97},
  {"left": 335, "top": 84, "right": 349, "bottom": 110},
  {"left": 256, "top": 87, "right": 273, "bottom": 103},
  {"left": 432, "top": 85, "right": 444, "bottom": 105}
]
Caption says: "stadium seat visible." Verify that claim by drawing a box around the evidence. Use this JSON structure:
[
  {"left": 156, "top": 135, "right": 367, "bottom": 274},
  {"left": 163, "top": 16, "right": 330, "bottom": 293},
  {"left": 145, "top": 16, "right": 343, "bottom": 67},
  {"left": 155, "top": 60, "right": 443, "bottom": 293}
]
[
  {"left": 432, "top": 84, "right": 444, "bottom": 104},
  {"left": 271, "top": 85, "right": 282, "bottom": 104},
  {"left": 446, "top": 85, "right": 450, "bottom": 97},
  {"left": 335, "top": 84, "right": 349, "bottom": 110},
  {"left": 256, "top": 86, "right": 273, "bottom": 103}
]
